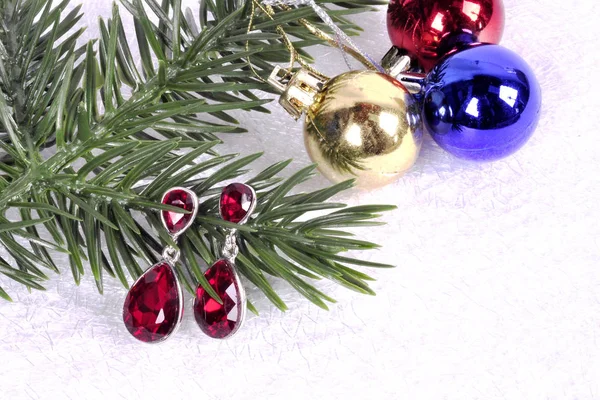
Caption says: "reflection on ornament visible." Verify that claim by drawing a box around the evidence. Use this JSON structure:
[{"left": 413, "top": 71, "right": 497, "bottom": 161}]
[
  {"left": 305, "top": 71, "right": 422, "bottom": 188},
  {"left": 270, "top": 67, "right": 422, "bottom": 189},
  {"left": 386, "top": 0, "right": 505, "bottom": 71},
  {"left": 397, "top": 43, "right": 541, "bottom": 161}
]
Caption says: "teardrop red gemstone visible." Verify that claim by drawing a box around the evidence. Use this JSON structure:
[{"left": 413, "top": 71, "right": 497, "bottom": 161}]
[
  {"left": 193, "top": 259, "right": 243, "bottom": 339},
  {"left": 162, "top": 188, "right": 196, "bottom": 234},
  {"left": 123, "top": 262, "right": 182, "bottom": 343},
  {"left": 220, "top": 183, "right": 255, "bottom": 223}
]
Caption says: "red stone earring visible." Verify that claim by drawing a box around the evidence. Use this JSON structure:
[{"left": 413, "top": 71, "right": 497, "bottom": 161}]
[
  {"left": 122, "top": 187, "right": 198, "bottom": 343},
  {"left": 193, "top": 183, "right": 256, "bottom": 339}
]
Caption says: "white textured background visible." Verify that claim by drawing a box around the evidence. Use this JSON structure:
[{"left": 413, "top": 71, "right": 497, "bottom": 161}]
[{"left": 1, "top": 1, "right": 600, "bottom": 399}]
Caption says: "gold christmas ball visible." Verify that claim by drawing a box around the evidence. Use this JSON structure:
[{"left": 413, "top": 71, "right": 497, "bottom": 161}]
[{"left": 304, "top": 71, "right": 422, "bottom": 189}]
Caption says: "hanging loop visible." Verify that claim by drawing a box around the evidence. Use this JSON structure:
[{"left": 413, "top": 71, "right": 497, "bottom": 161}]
[
  {"left": 162, "top": 245, "right": 181, "bottom": 264},
  {"left": 221, "top": 229, "right": 239, "bottom": 261}
]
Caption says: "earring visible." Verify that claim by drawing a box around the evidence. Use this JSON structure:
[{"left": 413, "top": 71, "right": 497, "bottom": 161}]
[
  {"left": 193, "top": 183, "right": 256, "bottom": 339},
  {"left": 122, "top": 187, "right": 198, "bottom": 343}
]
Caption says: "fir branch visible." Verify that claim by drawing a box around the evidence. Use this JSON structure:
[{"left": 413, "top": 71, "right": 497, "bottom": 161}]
[{"left": 0, "top": 0, "right": 393, "bottom": 310}]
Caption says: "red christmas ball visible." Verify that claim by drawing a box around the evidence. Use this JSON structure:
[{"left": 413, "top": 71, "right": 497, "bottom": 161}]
[{"left": 387, "top": 0, "right": 505, "bottom": 71}]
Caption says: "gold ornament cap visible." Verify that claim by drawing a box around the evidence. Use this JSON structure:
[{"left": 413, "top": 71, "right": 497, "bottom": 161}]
[{"left": 268, "top": 66, "right": 328, "bottom": 120}]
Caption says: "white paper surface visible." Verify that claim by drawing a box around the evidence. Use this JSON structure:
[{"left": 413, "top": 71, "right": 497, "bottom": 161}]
[{"left": 1, "top": 1, "right": 600, "bottom": 399}]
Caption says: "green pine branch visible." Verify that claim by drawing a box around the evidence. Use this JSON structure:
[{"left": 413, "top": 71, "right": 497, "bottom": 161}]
[{"left": 0, "top": 0, "right": 393, "bottom": 310}]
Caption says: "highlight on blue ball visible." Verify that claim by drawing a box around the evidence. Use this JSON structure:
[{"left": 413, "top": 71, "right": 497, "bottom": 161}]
[{"left": 422, "top": 43, "right": 542, "bottom": 161}]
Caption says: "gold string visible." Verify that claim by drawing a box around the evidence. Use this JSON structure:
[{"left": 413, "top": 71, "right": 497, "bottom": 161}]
[
  {"left": 273, "top": 2, "right": 379, "bottom": 71},
  {"left": 295, "top": 16, "right": 379, "bottom": 71},
  {"left": 246, "top": 0, "right": 326, "bottom": 82},
  {"left": 245, "top": 0, "right": 268, "bottom": 83}
]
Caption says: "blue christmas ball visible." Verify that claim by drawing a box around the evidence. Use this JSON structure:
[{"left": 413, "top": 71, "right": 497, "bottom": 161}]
[{"left": 422, "top": 43, "right": 541, "bottom": 161}]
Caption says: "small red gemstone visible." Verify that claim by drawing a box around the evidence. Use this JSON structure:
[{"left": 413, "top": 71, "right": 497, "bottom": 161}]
[
  {"left": 162, "top": 188, "right": 195, "bottom": 234},
  {"left": 123, "top": 262, "right": 182, "bottom": 343},
  {"left": 193, "top": 259, "right": 242, "bottom": 339},
  {"left": 220, "top": 183, "right": 254, "bottom": 223}
]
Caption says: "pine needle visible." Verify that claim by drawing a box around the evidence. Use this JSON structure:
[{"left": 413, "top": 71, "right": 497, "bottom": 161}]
[{"left": 0, "top": 0, "right": 392, "bottom": 307}]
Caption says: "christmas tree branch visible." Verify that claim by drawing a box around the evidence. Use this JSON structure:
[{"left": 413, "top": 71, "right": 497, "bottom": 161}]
[{"left": 0, "top": 0, "right": 392, "bottom": 309}]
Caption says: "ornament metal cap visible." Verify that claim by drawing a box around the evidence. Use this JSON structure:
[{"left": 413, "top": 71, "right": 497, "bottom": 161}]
[
  {"left": 381, "top": 48, "right": 425, "bottom": 94},
  {"left": 268, "top": 66, "right": 328, "bottom": 120},
  {"left": 381, "top": 47, "right": 412, "bottom": 78}
]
